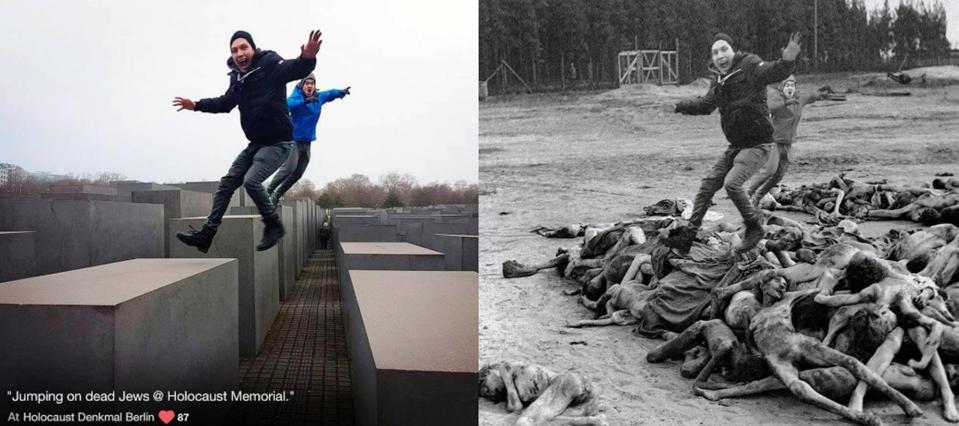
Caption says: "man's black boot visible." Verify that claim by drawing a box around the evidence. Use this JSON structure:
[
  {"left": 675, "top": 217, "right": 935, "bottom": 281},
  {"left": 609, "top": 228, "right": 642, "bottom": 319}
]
[
  {"left": 176, "top": 225, "right": 216, "bottom": 253},
  {"left": 257, "top": 215, "right": 285, "bottom": 251}
]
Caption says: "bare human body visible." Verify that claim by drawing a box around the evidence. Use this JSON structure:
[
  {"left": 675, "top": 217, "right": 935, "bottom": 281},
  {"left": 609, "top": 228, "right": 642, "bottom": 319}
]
[
  {"left": 646, "top": 275, "right": 788, "bottom": 386},
  {"left": 867, "top": 192, "right": 959, "bottom": 225},
  {"left": 814, "top": 266, "right": 959, "bottom": 421},
  {"left": 703, "top": 289, "right": 923, "bottom": 425},
  {"left": 479, "top": 362, "right": 607, "bottom": 426}
]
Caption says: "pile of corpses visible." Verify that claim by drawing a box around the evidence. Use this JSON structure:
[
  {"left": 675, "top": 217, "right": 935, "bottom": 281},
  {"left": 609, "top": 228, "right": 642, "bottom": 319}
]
[
  {"left": 498, "top": 209, "right": 959, "bottom": 426},
  {"left": 761, "top": 173, "right": 959, "bottom": 226}
]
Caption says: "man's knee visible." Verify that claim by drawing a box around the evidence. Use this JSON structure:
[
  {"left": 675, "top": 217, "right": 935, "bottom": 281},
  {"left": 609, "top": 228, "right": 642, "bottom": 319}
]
[
  {"left": 218, "top": 174, "right": 243, "bottom": 191},
  {"left": 243, "top": 178, "right": 263, "bottom": 191},
  {"left": 724, "top": 180, "right": 745, "bottom": 194}
]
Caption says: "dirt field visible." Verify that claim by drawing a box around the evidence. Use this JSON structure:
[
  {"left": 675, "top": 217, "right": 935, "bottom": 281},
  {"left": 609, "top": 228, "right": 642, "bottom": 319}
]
[{"left": 479, "top": 66, "right": 959, "bottom": 425}]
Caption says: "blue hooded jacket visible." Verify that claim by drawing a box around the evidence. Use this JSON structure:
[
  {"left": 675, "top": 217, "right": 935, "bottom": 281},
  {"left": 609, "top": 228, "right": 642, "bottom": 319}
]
[{"left": 287, "top": 74, "right": 348, "bottom": 142}]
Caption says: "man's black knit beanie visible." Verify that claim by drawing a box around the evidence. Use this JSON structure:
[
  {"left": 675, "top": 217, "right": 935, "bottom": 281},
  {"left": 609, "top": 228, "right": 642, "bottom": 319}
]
[
  {"left": 230, "top": 30, "right": 256, "bottom": 50},
  {"left": 714, "top": 33, "right": 734, "bottom": 49}
]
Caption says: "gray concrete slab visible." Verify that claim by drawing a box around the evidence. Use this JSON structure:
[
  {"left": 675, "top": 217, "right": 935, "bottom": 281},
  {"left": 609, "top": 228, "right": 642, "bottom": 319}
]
[
  {"left": 276, "top": 206, "right": 295, "bottom": 301},
  {"left": 229, "top": 205, "right": 260, "bottom": 216},
  {"left": 344, "top": 270, "right": 477, "bottom": 426},
  {"left": 116, "top": 182, "right": 178, "bottom": 202},
  {"left": 300, "top": 200, "right": 309, "bottom": 262},
  {"left": 337, "top": 242, "right": 445, "bottom": 272},
  {"left": 437, "top": 234, "right": 479, "bottom": 272},
  {"left": 132, "top": 189, "right": 213, "bottom": 257},
  {"left": 420, "top": 222, "right": 475, "bottom": 251},
  {"left": 47, "top": 183, "right": 117, "bottom": 196},
  {"left": 336, "top": 215, "right": 380, "bottom": 227},
  {"left": 336, "top": 225, "right": 399, "bottom": 243},
  {"left": 397, "top": 221, "right": 425, "bottom": 246},
  {"left": 169, "top": 216, "right": 279, "bottom": 357},
  {"left": 0, "top": 258, "right": 239, "bottom": 393},
  {"left": 0, "top": 231, "right": 37, "bottom": 282},
  {"left": 171, "top": 181, "right": 246, "bottom": 208},
  {"left": 41, "top": 192, "right": 118, "bottom": 201},
  {"left": 282, "top": 201, "right": 302, "bottom": 276},
  {"left": 0, "top": 200, "right": 164, "bottom": 275},
  {"left": 308, "top": 202, "right": 315, "bottom": 253},
  {"left": 333, "top": 207, "right": 372, "bottom": 215}
]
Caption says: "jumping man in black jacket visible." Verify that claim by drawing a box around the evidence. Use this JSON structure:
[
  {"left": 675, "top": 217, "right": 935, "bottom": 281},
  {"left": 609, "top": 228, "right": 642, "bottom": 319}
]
[
  {"left": 675, "top": 32, "right": 800, "bottom": 252},
  {"left": 172, "top": 29, "right": 322, "bottom": 253}
]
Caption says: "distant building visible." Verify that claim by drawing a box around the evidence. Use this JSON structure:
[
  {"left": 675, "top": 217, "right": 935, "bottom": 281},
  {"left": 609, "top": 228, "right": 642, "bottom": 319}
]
[
  {"left": 28, "top": 171, "right": 70, "bottom": 182},
  {"left": 0, "top": 163, "right": 28, "bottom": 186}
]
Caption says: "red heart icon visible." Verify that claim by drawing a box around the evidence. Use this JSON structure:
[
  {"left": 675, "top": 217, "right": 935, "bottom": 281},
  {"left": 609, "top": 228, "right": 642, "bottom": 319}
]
[{"left": 158, "top": 410, "right": 175, "bottom": 424}]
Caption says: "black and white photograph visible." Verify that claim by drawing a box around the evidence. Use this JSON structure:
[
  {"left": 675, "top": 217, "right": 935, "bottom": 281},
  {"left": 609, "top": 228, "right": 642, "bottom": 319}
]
[{"left": 480, "top": 1, "right": 959, "bottom": 425}]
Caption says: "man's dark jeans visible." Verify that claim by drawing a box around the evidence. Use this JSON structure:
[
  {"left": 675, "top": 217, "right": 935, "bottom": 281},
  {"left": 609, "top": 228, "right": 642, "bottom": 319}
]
[
  {"left": 204, "top": 142, "right": 293, "bottom": 231},
  {"left": 688, "top": 144, "right": 772, "bottom": 229},
  {"left": 267, "top": 141, "right": 311, "bottom": 201},
  {"left": 746, "top": 142, "right": 792, "bottom": 206}
]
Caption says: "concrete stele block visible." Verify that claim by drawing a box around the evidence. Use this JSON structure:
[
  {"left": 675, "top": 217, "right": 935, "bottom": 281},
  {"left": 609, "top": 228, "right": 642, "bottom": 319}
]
[
  {"left": 116, "top": 182, "right": 178, "bottom": 202},
  {"left": 336, "top": 215, "right": 380, "bottom": 226},
  {"left": 437, "top": 234, "right": 479, "bottom": 272},
  {"left": 132, "top": 189, "right": 214, "bottom": 257},
  {"left": 228, "top": 206, "right": 259, "bottom": 216},
  {"left": 0, "top": 231, "right": 37, "bottom": 282},
  {"left": 169, "top": 216, "right": 279, "bottom": 357},
  {"left": 336, "top": 225, "right": 399, "bottom": 243},
  {"left": 299, "top": 200, "right": 308, "bottom": 262},
  {"left": 338, "top": 242, "right": 445, "bottom": 271},
  {"left": 345, "top": 270, "right": 478, "bottom": 426},
  {"left": 0, "top": 200, "right": 164, "bottom": 275},
  {"left": 280, "top": 200, "right": 302, "bottom": 276},
  {"left": 276, "top": 206, "right": 295, "bottom": 301},
  {"left": 0, "top": 259, "right": 239, "bottom": 393},
  {"left": 420, "top": 222, "right": 474, "bottom": 251},
  {"left": 170, "top": 181, "right": 246, "bottom": 208}
]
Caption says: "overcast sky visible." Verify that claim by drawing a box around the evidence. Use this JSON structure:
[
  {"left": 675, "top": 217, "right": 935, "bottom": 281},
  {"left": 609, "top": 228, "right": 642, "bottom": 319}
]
[
  {"left": 0, "top": 0, "right": 478, "bottom": 186},
  {"left": 863, "top": 0, "right": 959, "bottom": 48}
]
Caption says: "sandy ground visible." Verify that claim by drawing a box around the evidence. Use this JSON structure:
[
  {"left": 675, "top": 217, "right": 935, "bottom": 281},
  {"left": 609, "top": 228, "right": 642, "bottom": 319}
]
[{"left": 479, "top": 67, "right": 959, "bottom": 426}]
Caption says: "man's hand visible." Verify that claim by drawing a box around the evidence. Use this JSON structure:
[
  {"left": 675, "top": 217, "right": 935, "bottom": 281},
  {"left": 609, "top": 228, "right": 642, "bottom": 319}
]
[
  {"left": 301, "top": 29, "right": 322, "bottom": 59},
  {"left": 782, "top": 32, "right": 801, "bottom": 61},
  {"left": 344, "top": 86, "right": 351, "bottom": 96},
  {"left": 173, "top": 97, "right": 195, "bottom": 111}
]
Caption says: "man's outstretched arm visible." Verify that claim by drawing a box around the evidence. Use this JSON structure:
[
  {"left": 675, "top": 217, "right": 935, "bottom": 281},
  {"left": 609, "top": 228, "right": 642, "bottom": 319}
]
[
  {"left": 317, "top": 87, "right": 350, "bottom": 104},
  {"left": 675, "top": 84, "right": 718, "bottom": 115},
  {"left": 174, "top": 79, "right": 240, "bottom": 113},
  {"left": 173, "top": 82, "right": 238, "bottom": 113},
  {"left": 276, "top": 29, "right": 321, "bottom": 83},
  {"left": 799, "top": 91, "right": 824, "bottom": 107},
  {"left": 754, "top": 32, "right": 801, "bottom": 85}
]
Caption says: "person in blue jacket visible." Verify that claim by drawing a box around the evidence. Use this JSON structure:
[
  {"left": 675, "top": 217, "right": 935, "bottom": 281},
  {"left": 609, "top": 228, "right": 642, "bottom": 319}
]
[{"left": 267, "top": 73, "right": 350, "bottom": 204}]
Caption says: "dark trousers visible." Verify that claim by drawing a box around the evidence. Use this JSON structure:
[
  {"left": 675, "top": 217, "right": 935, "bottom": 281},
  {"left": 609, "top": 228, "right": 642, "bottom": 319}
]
[
  {"left": 688, "top": 144, "right": 772, "bottom": 229},
  {"left": 205, "top": 142, "right": 293, "bottom": 231},
  {"left": 746, "top": 142, "right": 792, "bottom": 205},
  {"left": 267, "top": 141, "right": 312, "bottom": 200}
]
